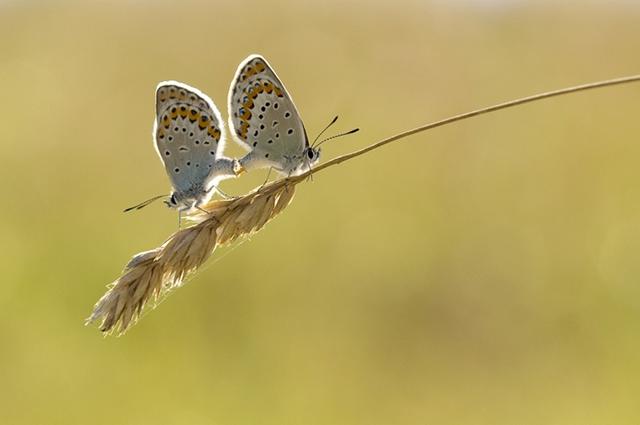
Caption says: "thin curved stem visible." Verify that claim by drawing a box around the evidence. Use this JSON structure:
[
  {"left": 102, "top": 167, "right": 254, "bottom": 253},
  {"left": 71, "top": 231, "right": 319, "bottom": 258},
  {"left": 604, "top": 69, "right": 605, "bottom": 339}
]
[{"left": 305, "top": 74, "right": 640, "bottom": 177}]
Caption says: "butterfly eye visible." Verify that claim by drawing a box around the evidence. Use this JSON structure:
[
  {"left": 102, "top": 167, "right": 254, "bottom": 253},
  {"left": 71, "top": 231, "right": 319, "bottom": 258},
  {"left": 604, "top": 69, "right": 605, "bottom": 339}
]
[{"left": 307, "top": 149, "right": 314, "bottom": 159}]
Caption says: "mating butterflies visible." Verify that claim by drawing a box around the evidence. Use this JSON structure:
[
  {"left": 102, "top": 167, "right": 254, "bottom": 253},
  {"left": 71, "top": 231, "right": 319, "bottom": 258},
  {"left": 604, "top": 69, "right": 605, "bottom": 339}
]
[{"left": 144, "top": 54, "right": 348, "bottom": 213}]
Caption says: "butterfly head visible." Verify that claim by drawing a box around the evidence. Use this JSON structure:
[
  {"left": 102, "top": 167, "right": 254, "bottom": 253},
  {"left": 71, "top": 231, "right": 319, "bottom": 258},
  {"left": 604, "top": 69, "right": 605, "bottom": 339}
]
[
  {"left": 303, "top": 146, "right": 321, "bottom": 166},
  {"left": 165, "top": 192, "right": 179, "bottom": 209},
  {"left": 164, "top": 189, "right": 207, "bottom": 212}
]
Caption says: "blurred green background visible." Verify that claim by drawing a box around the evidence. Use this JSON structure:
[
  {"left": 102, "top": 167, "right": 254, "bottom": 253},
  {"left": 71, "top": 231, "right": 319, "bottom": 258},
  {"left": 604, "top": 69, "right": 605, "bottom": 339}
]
[{"left": 2, "top": 0, "right": 640, "bottom": 424}]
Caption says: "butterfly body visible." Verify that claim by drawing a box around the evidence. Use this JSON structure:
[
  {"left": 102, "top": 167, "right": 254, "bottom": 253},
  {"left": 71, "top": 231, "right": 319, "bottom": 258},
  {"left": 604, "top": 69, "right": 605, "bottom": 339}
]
[
  {"left": 237, "top": 145, "right": 320, "bottom": 176},
  {"left": 228, "top": 55, "right": 320, "bottom": 176},
  {"left": 154, "top": 81, "right": 240, "bottom": 211}
]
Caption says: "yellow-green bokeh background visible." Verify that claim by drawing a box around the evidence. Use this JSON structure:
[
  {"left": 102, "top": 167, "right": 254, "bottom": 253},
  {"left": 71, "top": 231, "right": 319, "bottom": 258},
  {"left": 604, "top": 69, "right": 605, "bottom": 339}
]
[{"left": 2, "top": 0, "right": 640, "bottom": 423}]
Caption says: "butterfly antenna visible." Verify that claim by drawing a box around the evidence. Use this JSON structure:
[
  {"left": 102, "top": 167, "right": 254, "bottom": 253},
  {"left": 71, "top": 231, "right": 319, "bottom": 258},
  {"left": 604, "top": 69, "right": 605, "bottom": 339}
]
[
  {"left": 314, "top": 128, "right": 359, "bottom": 148},
  {"left": 123, "top": 194, "right": 167, "bottom": 212},
  {"left": 311, "top": 115, "right": 339, "bottom": 147}
]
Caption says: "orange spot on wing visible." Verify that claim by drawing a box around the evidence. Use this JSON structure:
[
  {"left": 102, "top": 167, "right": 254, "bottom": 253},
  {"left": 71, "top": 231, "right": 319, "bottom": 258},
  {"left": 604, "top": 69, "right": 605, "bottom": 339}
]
[
  {"left": 243, "top": 98, "right": 254, "bottom": 110},
  {"left": 240, "top": 121, "right": 249, "bottom": 138},
  {"left": 198, "top": 115, "right": 210, "bottom": 130}
]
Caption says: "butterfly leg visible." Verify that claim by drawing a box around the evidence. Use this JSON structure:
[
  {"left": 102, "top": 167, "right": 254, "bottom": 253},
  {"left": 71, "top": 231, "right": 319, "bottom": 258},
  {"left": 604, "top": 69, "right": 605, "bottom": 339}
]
[
  {"left": 211, "top": 185, "right": 235, "bottom": 200},
  {"left": 256, "top": 167, "right": 274, "bottom": 191},
  {"left": 306, "top": 167, "right": 315, "bottom": 183},
  {"left": 195, "top": 205, "right": 210, "bottom": 215},
  {"left": 193, "top": 202, "right": 221, "bottom": 226},
  {"left": 279, "top": 169, "right": 295, "bottom": 192}
]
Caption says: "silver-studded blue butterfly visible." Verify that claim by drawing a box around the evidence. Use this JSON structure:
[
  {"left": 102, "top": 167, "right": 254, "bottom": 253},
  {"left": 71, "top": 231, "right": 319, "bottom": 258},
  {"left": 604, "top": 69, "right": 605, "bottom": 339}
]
[
  {"left": 153, "top": 81, "right": 239, "bottom": 211},
  {"left": 227, "top": 55, "right": 321, "bottom": 176}
]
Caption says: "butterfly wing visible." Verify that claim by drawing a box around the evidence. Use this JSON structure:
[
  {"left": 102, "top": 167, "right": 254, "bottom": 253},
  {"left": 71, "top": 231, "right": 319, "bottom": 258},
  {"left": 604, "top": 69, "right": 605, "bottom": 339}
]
[
  {"left": 154, "top": 81, "right": 226, "bottom": 193},
  {"left": 227, "top": 55, "right": 308, "bottom": 173}
]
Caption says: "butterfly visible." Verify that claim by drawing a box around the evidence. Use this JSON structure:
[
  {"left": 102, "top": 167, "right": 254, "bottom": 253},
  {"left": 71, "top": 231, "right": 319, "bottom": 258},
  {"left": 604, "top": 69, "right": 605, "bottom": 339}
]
[
  {"left": 228, "top": 55, "right": 329, "bottom": 176},
  {"left": 127, "top": 81, "right": 240, "bottom": 213},
  {"left": 126, "top": 55, "right": 356, "bottom": 214}
]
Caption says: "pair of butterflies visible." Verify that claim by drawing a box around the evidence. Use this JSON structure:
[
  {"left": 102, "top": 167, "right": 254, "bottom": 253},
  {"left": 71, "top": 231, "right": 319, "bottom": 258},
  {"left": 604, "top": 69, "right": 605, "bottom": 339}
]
[{"left": 143, "top": 54, "right": 350, "bottom": 213}]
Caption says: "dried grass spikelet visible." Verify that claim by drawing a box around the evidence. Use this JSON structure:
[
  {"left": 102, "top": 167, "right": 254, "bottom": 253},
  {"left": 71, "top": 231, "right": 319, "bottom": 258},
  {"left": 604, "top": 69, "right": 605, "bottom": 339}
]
[
  {"left": 87, "top": 177, "right": 299, "bottom": 334},
  {"left": 87, "top": 74, "right": 640, "bottom": 335}
]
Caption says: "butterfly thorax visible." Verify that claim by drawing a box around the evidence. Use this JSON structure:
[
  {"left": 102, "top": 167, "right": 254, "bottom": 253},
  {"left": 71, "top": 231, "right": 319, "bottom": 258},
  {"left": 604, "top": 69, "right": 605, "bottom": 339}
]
[{"left": 281, "top": 146, "right": 320, "bottom": 175}]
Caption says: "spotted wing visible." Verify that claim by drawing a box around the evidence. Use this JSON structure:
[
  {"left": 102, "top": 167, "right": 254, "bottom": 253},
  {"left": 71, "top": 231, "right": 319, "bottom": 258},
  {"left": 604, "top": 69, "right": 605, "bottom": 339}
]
[
  {"left": 154, "top": 81, "right": 225, "bottom": 192},
  {"left": 227, "top": 55, "right": 308, "bottom": 168}
]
